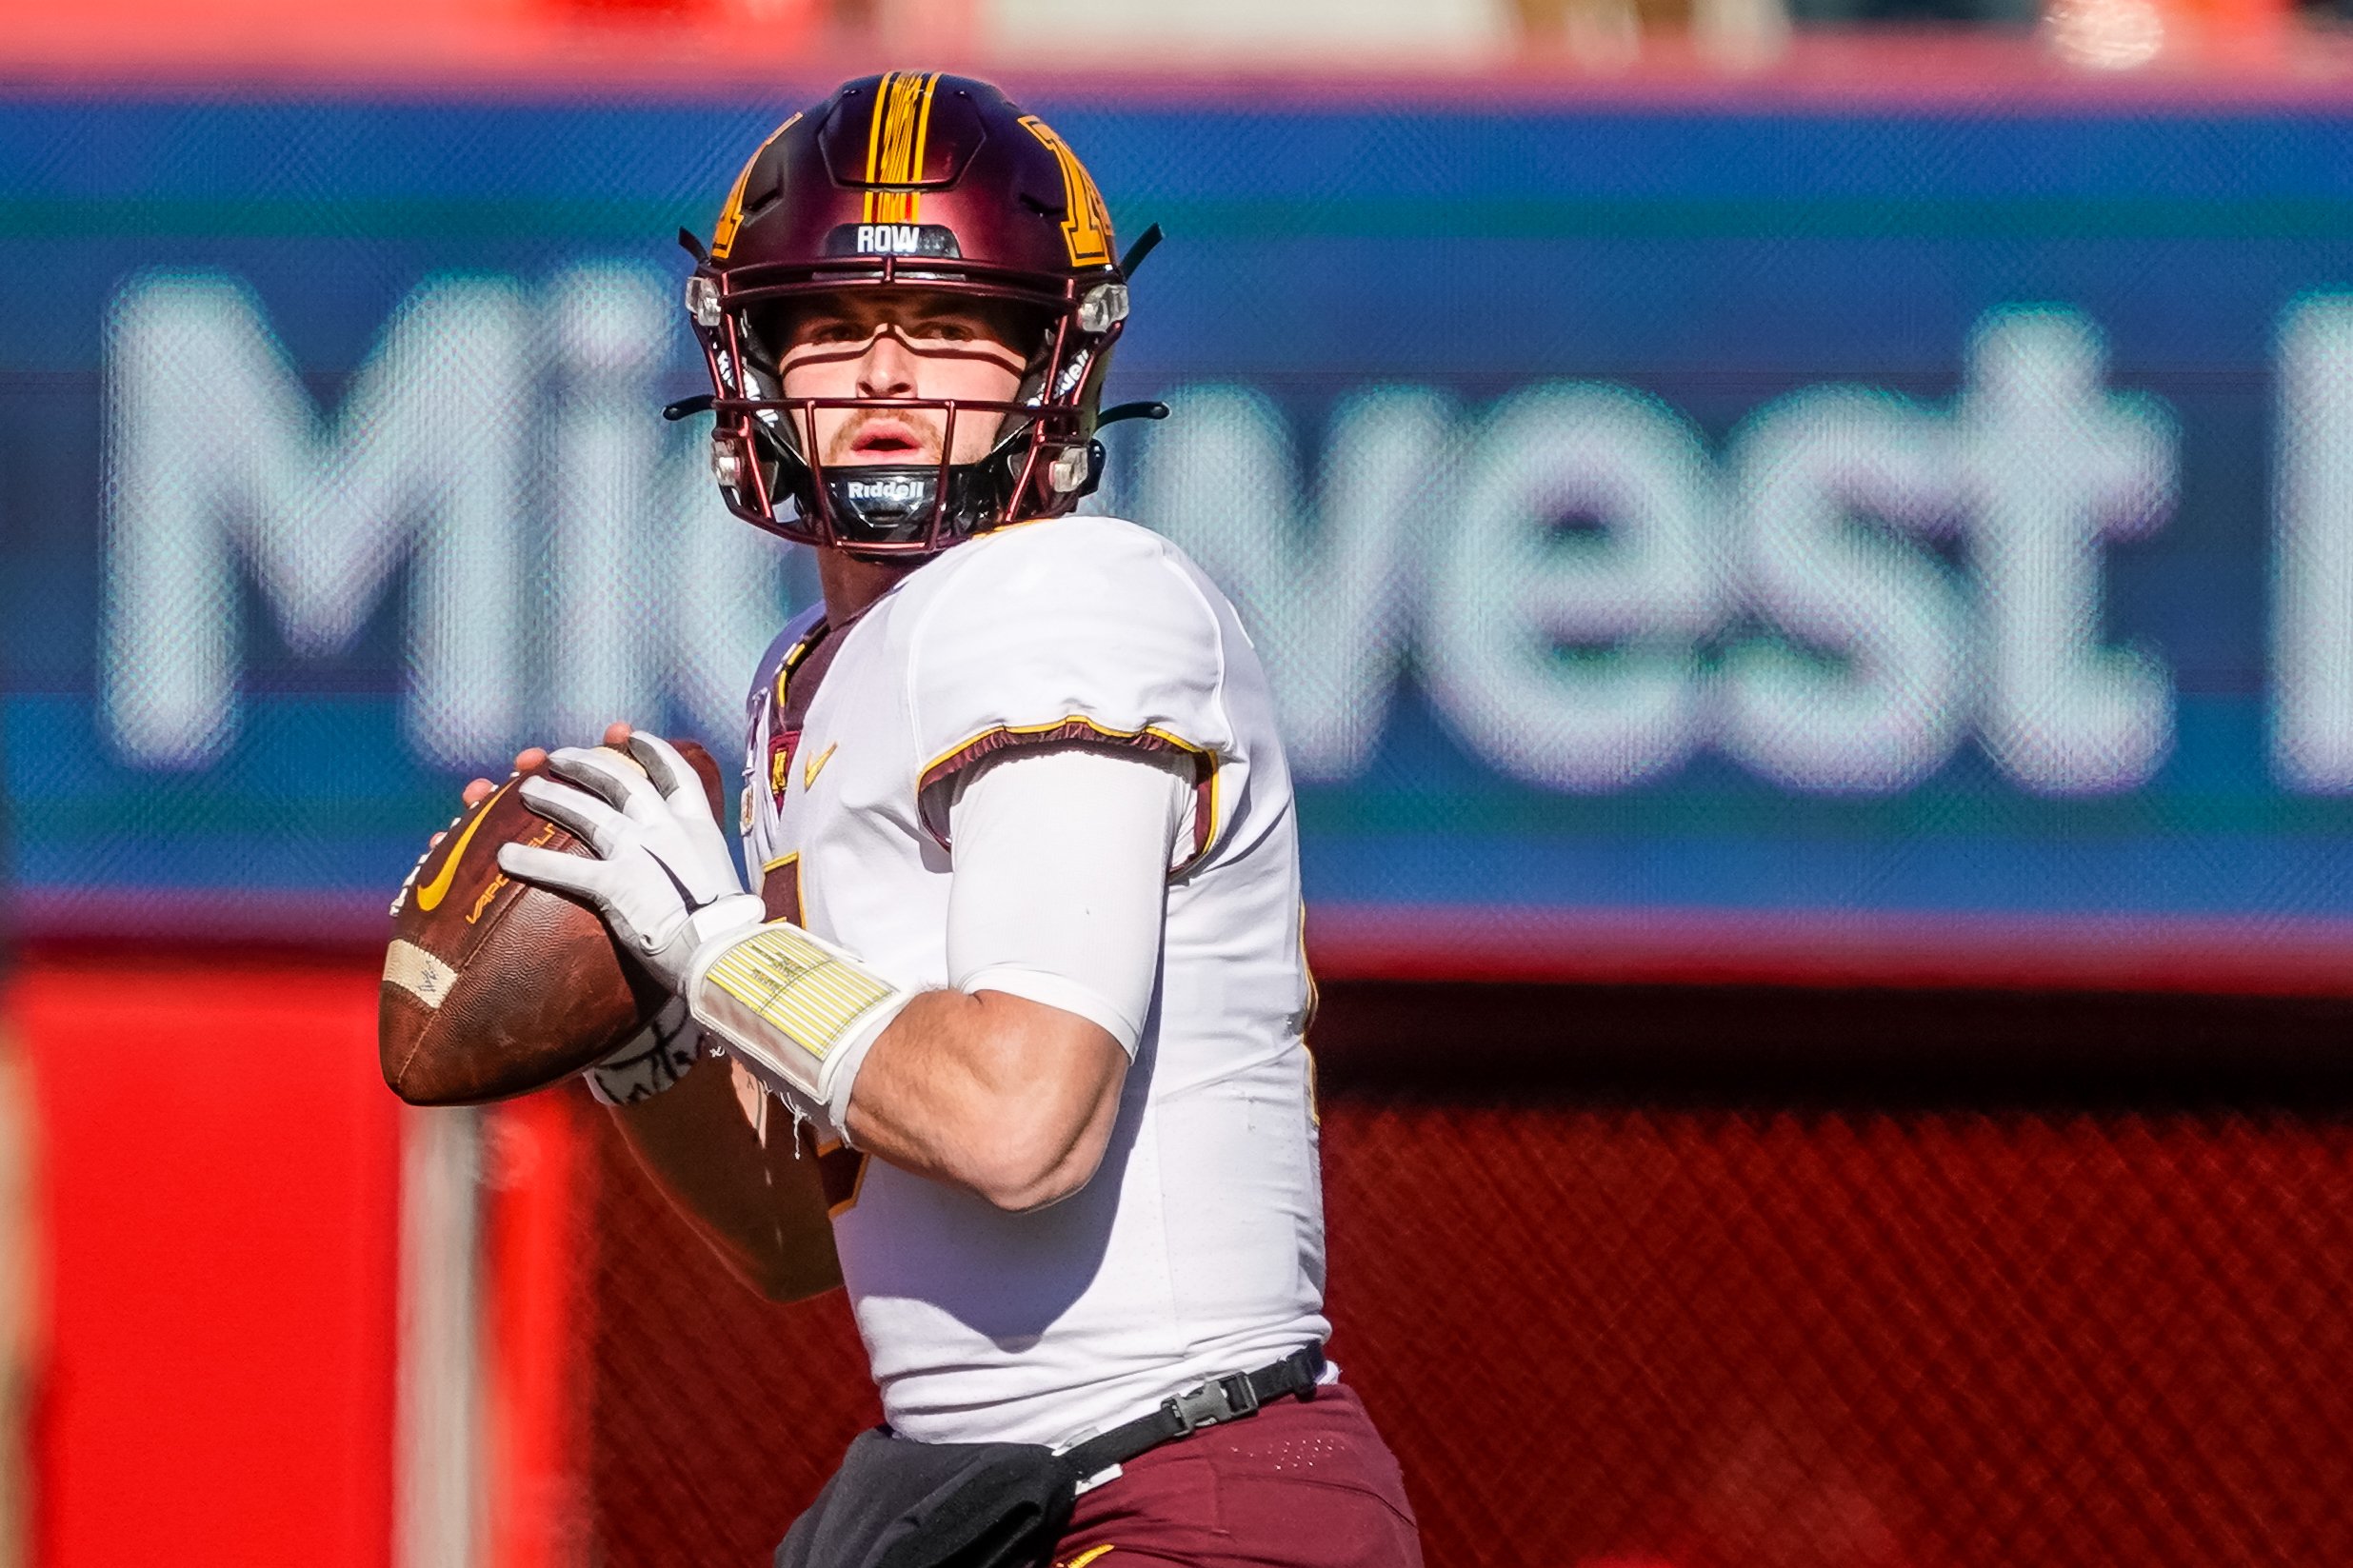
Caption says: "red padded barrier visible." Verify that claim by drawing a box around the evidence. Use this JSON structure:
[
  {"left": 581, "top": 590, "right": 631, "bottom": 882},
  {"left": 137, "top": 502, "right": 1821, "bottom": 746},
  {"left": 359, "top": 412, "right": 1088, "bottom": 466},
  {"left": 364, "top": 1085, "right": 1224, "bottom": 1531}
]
[
  {"left": 483, "top": 1092, "right": 597, "bottom": 1568},
  {"left": 11, "top": 955, "right": 398, "bottom": 1568}
]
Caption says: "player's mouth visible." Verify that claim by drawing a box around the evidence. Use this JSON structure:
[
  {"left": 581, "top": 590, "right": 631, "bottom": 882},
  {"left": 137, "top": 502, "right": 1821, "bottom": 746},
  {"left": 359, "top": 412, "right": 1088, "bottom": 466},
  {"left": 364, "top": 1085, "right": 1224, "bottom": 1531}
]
[{"left": 840, "top": 416, "right": 935, "bottom": 463}]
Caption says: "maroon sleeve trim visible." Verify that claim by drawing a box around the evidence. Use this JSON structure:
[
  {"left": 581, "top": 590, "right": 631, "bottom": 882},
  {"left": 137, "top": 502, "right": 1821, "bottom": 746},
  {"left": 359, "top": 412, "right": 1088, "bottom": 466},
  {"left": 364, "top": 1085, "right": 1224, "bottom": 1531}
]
[{"left": 916, "top": 716, "right": 1219, "bottom": 871}]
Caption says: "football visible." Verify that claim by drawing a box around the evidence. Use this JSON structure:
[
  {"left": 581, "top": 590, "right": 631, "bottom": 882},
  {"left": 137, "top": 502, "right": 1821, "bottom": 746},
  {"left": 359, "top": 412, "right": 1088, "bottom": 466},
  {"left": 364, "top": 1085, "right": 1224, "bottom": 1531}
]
[{"left": 378, "top": 739, "right": 727, "bottom": 1106}]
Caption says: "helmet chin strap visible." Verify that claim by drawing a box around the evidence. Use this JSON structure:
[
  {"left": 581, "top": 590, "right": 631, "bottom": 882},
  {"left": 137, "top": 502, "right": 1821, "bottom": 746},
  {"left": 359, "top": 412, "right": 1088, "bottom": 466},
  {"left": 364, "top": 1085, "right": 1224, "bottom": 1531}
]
[
  {"left": 793, "top": 403, "right": 1028, "bottom": 550},
  {"left": 825, "top": 465, "right": 947, "bottom": 541},
  {"left": 820, "top": 460, "right": 1006, "bottom": 551}
]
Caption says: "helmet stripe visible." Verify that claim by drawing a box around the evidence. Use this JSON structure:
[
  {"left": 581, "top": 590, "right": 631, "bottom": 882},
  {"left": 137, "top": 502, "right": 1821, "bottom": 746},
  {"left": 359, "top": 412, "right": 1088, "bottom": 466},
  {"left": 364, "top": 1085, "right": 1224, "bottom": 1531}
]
[
  {"left": 866, "top": 70, "right": 940, "bottom": 226},
  {"left": 876, "top": 74, "right": 915, "bottom": 221},
  {"left": 709, "top": 111, "right": 801, "bottom": 261},
  {"left": 860, "top": 69, "right": 897, "bottom": 221},
  {"left": 900, "top": 71, "right": 942, "bottom": 219}
]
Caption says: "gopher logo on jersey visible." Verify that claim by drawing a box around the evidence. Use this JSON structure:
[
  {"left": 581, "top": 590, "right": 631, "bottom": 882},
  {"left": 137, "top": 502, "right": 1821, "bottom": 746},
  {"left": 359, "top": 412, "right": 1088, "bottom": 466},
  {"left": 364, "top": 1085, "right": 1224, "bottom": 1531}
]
[{"left": 769, "top": 725, "right": 796, "bottom": 809}]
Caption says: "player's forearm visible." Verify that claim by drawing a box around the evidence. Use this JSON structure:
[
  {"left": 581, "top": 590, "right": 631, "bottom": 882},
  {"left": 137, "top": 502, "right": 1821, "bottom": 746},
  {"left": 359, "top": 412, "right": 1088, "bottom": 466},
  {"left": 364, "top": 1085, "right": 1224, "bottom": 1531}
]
[
  {"left": 608, "top": 1053, "right": 844, "bottom": 1301},
  {"left": 843, "top": 989, "right": 1126, "bottom": 1213}
]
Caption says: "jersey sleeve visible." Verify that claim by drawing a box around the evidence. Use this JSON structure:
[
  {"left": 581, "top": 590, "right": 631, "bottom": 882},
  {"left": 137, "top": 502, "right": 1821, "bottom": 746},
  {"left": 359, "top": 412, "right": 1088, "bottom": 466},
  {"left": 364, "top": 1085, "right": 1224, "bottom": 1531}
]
[
  {"left": 907, "top": 521, "right": 1235, "bottom": 871},
  {"left": 945, "top": 744, "right": 1193, "bottom": 1055}
]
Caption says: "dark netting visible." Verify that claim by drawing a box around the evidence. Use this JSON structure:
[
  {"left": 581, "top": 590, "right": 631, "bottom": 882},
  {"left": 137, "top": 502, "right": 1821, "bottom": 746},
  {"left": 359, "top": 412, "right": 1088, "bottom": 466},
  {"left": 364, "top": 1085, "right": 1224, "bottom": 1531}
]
[
  {"left": 581, "top": 987, "right": 2353, "bottom": 1568},
  {"left": 1320, "top": 1102, "right": 2353, "bottom": 1568}
]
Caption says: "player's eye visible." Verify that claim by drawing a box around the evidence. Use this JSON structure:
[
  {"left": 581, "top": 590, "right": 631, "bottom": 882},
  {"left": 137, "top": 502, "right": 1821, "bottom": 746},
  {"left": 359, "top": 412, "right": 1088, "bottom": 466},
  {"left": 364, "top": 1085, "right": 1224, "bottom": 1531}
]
[
  {"left": 909, "top": 318, "right": 977, "bottom": 344},
  {"left": 802, "top": 320, "right": 866, "bottom": 345}
]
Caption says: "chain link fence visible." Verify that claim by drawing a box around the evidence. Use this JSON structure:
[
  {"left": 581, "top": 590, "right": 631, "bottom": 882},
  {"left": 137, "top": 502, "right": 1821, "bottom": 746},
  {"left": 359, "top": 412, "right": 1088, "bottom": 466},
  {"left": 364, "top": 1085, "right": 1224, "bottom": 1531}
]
[{"left": 581, "top": 985, "right": 2353, "bottom": 1567}]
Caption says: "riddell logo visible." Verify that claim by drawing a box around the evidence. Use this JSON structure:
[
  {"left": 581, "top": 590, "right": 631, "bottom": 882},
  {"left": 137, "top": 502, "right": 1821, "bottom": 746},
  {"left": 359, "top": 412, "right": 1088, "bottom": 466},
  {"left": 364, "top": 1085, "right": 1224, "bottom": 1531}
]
[
  {"left": 847, "top": 477, "right": 923, "bottom": 504},
  {"left": 855, "top": 225, "right": 924, "bottom": 255}
]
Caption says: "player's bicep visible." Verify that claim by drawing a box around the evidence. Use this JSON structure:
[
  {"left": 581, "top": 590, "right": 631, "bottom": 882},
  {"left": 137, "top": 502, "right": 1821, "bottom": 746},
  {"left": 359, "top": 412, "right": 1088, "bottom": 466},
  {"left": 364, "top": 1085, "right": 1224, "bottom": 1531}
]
[{"left": 942, "top": 744, "right": 1190, "bottom": 1057}]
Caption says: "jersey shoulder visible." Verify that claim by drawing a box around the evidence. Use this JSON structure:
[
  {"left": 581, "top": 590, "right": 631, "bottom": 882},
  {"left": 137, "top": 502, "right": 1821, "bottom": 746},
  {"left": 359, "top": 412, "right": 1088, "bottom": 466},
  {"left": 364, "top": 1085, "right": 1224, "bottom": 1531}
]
[
  {"left": 918, "top": 514, "right": 1212, "bottom": 621},
  {"left": 901, "top": 515, "right": 1238, "bottom": 800}
]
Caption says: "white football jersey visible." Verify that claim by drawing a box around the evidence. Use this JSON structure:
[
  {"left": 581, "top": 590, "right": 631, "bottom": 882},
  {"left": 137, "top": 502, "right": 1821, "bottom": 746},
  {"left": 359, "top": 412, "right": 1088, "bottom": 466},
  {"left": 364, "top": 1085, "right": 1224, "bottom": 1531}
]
[{"left": 738, "top": 515, "right": 1329, "bottom": 1448}]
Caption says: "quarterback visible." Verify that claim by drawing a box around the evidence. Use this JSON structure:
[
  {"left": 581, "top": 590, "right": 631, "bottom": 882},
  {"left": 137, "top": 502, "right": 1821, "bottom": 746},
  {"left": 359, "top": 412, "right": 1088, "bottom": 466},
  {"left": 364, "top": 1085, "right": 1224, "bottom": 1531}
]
[{"left": 480, "top": 73, "right": 1421, "bottom": 1567}]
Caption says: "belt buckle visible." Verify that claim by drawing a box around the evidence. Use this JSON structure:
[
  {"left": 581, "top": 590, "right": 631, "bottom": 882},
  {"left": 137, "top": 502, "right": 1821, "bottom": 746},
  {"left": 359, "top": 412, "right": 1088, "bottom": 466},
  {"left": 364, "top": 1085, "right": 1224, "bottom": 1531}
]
[{"left": 1163, "top": 1369, "right": 1260, "bottom": 1437}]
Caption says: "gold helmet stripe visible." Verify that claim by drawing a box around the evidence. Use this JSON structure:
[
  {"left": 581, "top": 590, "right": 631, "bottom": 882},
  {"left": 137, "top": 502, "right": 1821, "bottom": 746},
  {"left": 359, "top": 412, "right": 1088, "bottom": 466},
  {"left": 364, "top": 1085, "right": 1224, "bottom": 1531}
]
[
  {"left": 863, "top": 70, "right": 942, "bottom": 226},
  {"left": 900, "top": 72, "right": 942, "bottom": 216},
  {"left": 860, "top": 69, "right": 898, "bottom": 213},
  {"left": 709, "top": 111, "right": 801, "bottom": 261}
]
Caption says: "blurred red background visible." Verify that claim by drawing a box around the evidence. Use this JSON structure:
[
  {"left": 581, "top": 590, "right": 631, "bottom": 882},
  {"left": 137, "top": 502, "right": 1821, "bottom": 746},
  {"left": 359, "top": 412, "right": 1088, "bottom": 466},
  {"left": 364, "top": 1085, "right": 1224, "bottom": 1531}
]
[{"left": 20, "top": 949, "right": 2353, "bottom": 1568}]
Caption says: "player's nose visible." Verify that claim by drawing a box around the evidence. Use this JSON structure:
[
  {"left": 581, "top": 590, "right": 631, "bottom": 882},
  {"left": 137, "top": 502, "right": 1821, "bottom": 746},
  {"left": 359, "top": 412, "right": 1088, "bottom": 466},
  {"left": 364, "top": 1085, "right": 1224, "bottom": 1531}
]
[{"left": 855, "top": 329, "right": 918, "bottom": 398}]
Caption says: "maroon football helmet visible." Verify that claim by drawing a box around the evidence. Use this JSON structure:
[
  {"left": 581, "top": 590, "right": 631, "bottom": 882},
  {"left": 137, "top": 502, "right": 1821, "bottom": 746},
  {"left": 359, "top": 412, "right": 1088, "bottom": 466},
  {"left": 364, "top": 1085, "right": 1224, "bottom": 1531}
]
[{"left": 684, "top": 72, "right": 1136, "bottom": 556}]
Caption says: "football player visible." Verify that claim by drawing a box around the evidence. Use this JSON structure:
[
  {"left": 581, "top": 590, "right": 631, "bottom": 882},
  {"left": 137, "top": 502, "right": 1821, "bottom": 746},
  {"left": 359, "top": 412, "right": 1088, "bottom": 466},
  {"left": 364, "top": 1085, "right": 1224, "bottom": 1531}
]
[{"left": 481, "top": 72, "right": 1422, "bottom": 1567}]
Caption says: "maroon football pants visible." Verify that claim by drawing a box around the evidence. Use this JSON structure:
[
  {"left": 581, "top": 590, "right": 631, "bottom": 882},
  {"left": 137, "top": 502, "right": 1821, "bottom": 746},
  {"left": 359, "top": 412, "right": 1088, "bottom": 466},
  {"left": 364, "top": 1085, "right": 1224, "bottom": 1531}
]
[{"left": 1049, "top": 1381, "right": 1423, "bottom": 1568}]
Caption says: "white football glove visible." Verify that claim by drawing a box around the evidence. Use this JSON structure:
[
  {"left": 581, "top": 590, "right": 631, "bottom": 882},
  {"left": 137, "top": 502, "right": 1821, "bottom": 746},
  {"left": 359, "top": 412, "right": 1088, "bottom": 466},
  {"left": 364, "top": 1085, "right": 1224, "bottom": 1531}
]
[{"left": 496, "top": 732, "right": 764, "bottom": 995}]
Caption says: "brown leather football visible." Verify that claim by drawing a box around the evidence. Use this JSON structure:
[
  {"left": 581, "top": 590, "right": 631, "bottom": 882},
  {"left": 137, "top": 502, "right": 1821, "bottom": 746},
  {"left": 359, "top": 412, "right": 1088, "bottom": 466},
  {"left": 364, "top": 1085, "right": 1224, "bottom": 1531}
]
[{"left": 378, "top": 739, "right": 727, "bottom": 1106}]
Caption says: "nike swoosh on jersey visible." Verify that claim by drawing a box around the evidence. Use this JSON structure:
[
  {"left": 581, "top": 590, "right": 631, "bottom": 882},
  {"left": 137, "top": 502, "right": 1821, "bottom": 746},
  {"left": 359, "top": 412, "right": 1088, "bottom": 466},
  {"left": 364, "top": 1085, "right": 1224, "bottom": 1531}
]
[
  {"left": 803, "top": 742, "right": 839, "bottom": 789},
  {"left": 415, "top": 780, "right": 511, "bottom": 912}
]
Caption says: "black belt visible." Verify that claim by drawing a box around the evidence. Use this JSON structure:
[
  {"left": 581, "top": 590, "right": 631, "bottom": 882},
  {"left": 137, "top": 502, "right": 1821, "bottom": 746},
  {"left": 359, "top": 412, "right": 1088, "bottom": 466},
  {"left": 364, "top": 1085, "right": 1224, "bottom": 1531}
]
[{"left": 1057, "top": 1345, "right": 1326, "bottom": 1483}]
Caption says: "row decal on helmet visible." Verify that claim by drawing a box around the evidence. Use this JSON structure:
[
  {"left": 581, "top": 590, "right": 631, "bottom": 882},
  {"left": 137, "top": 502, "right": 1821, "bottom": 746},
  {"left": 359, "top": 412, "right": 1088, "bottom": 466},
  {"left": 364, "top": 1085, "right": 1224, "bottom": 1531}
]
[
  {"left": 1018, "top": 116, "right": 1113, "bottom": 268},
  {"left": 710, "top": 112, "right": 802, "bottom": 262},
  {"left": 864, "top": 70, "right": 943, "bottom": 226}
]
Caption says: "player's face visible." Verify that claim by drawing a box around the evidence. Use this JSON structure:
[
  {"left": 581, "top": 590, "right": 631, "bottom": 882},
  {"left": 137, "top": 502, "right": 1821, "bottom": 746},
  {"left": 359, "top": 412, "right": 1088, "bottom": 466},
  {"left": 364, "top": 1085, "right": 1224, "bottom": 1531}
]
[{"left": 768, "top": 289, "right": 1033, "bottom": 468}]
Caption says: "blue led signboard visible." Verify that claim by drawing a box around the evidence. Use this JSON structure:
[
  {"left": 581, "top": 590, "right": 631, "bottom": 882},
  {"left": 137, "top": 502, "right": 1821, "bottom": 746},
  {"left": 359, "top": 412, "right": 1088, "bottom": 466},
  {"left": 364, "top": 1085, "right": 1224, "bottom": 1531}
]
[{"left": 9, "top": 92, "right": 2353, "bottom": 986}]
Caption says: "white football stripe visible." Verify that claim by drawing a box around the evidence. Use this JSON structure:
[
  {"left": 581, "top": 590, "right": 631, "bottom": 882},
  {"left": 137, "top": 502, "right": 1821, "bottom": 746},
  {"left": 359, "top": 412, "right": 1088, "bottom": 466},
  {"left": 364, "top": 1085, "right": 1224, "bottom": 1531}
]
[{"left": 383, "top": 940, "right": 458, "bottom": 1011}]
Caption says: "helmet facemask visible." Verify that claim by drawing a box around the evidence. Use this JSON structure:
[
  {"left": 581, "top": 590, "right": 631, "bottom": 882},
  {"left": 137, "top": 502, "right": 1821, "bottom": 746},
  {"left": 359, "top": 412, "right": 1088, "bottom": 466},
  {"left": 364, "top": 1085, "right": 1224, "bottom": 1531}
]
[{"left": 691, "top": 258, "right": 1125, "bottom": 558}]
